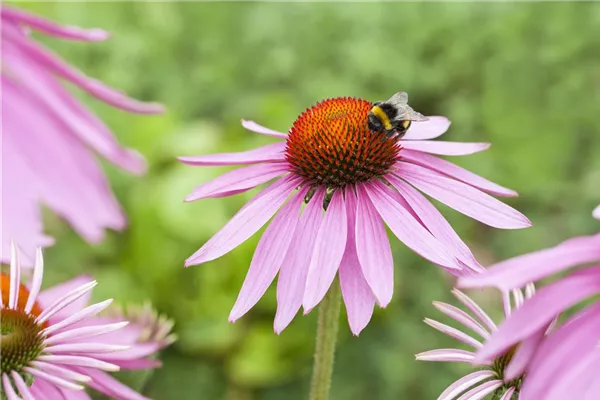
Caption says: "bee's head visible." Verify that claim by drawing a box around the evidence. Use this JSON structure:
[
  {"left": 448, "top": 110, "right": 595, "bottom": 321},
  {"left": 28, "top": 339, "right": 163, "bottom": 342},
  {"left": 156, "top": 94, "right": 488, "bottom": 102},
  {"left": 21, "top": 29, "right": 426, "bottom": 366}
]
[{"left": 368, "top": 111, "right": 385, "bottom": 133}]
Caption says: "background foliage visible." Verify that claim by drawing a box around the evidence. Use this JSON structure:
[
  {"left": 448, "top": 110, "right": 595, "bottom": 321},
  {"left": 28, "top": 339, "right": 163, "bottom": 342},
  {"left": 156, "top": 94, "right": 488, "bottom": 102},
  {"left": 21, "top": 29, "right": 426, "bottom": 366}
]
[{"left": 14, "top": 2, "right": 600, "bottom": 399}]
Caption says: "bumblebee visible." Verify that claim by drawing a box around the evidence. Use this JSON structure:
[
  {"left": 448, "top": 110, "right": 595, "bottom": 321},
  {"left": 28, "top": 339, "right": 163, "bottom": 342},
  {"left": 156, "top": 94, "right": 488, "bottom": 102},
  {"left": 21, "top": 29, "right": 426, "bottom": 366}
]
[{"left": 368, "top": 92, "right": 427, "bottom": 140}]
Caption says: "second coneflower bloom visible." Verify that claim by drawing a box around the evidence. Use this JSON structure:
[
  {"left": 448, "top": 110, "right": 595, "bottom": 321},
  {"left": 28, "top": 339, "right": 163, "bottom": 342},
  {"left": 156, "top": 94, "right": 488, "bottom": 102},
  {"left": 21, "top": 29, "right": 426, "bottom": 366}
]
[{"left": 180, "top": 95, "right": 530, "bottom": 335}]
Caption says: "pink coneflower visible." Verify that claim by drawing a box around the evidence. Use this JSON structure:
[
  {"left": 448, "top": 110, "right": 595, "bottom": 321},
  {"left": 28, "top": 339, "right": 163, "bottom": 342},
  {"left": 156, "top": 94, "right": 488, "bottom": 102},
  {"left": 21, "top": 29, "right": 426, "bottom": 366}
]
[
  {"left": 1, "top": 5, "right": 164, "bottom": 266},
  {"left": 458, "top": 233, "right": 600, "bottom": 400},
  {"left": 180, "top": 95, "right": 530, "bottom": 335},
  {"left": 416, "top": 285, "right": 536, "bottom": 400},
  {"left": 1, "top": 244, "right": 128, "bottom": 398}
]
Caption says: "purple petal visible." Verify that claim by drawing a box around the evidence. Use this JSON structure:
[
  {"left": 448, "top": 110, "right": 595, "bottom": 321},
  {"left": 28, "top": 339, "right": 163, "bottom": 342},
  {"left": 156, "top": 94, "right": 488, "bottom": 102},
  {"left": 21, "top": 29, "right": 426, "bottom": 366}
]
[
  {"left": 503, "top": 323, "right": 548, "bottom": 381},
  {"left": 459, "top": 234, "right": 600, "bottom": 291},
  {"left": 96, "top": 342, "right": 160, "bottom": 361},
  {"left": 400, "top": 150, "right": 518, "bottom": 197},
  {"left": 424, "top": 318, "right": 482, "bottom": 349},
  {"left": 37, "top": 355, "right": 119, "bottom": 371},
  {"left": 274, "top": 189, "right": 324, "bottom": 333},
  {"left": 23, "top": 367, "right": 83, "bottom": 390},
  {"left": 229, "top": 188, "right": 305, "bottom": 322},
  {"left": 474, "top": 267, "right": 600, "bottom": 363},
  {"left": 44, "top": 322, "right": 128, "bottom": 345},
  {"left": 432, "top": 301, "right": 490, "bottom": 339},
  {"left": 396, "top": 162, "right": 531, "bottom": 229},
  {"left": 42, "top": 299, "right": 113, "bottom": 336},
  {"left": 402, "top": 116, "right": 450, "bottom": 140},
  {"left": 415, "top": 349, "right": 477, "bottom": 364},
  {"left": 365, "top": 180, "right": 461, "bottom": 270},
  {"left": 29, "top": 379, "right": 68, "bottom": 400},
  {"left": 84, "top": 368, "right": 150, "bottom": 400},
  {"left": 451, "top": 289, "right": 497, "bottom": 332},
  {"left": 2, "top": 6, "right": 110, "bottom": 41},
  {"left": 302, "top": 190, "right": 348, "bottom": 312},
  {"left": 24, "top": 248, "right": 44, "bottom": 313},
  {"left": 1, "top": 48, "right": 146, "bottom": 173},
  {"left": 387, "top": 175, "right": 483, "bottom": 273},
  {"left": 178, "top": 143, "right": 286, "bottom": 166},
  {"left": 36, "top": 280, "right": 97, "bottom": 325},
  {"left": 241, "top": 119, "right": 288, "bottom": 139},
  {"left": 2, "top": 374, "right": 20, "bottom": 400},
  {"left": 11, "top": 371, "right": 35, "bottom": 400},
  {"left": 37, "top": 276, "right": 94, "bottom": 323},
  {"left": 3, "top": 24, "right": 164, "bottom": 114},
  {"left": 401, "top": 141, "right": 490, "bottom": 156},
  {"left": 456, "top": 379, "right": 504, "bottom": 400},
  {"left": 339, "top": 188, "right": 376, "bottom": 335},
  {"left": 499, "top": 387, "right": 516, "bottom": 400},
  {"left": 9, "top": 242, "right": 20, "bottom": 309},
  {"left": 354, "top": 184, "right": 394, "bottom": 306},
  {"left": 185, "top": 175, "right": 300, "bottom": 266},
  {"left": 438, "top": 370, "right": 496, "bottom": 400},
  {"left": 521, "top": 303, "right": 600, "bottom": 400},
  {"left": 185, "top": 163, "right": 288, "bottom": 201},
  {"left": 542, "top": 351, "right": 600, "bottom": 400}
]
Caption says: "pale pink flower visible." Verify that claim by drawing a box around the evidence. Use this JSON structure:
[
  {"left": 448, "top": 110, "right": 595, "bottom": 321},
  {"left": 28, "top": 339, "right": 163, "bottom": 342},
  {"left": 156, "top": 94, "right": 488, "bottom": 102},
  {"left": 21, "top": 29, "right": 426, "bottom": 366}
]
[
  {"left": 181, "top": 96, "right": 530, "bottom": 335},
  {"left": 416, "top": 286, "right": 536, "bottom": 400},
  {"left": 1, "top": 5, "right": 164, "bottom": 266},
  {"left": 459, "top": 233, "right": 600, "bottom": 400},
  {"left": 593, "top": 204, "right": 600, "bottom": 219}
]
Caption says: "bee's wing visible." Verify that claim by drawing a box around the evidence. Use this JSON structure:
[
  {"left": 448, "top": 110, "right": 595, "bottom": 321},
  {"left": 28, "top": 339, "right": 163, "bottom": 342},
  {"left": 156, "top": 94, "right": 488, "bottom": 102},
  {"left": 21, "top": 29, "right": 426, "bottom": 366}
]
[
  {"left": 386, "top": 92, "right": 409, "bottom": 107},
  {"left": 387, "top": 92, "right": 428, "bottom": 121}
]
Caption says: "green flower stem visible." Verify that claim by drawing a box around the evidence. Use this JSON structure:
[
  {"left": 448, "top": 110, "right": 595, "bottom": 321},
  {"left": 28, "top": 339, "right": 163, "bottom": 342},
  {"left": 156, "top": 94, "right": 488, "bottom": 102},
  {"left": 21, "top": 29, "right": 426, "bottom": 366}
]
[{"left": 308, "top": 281, "right": 342, "bottom": 400}]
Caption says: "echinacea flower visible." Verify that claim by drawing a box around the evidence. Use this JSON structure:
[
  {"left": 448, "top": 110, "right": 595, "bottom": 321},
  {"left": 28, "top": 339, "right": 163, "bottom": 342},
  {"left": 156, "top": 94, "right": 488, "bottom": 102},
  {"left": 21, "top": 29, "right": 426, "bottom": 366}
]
[
  {"left": 1, "top": 5, "right": 164, "bottom": 266},
  {"left": 76, "top": 303, "right": 176, "bottom": 400},
  {"left": 180, "top": 95, "right": 530, "bottom": 335},
  {"left": 459, "top": 232, "right": 600, "bottom": 400},
  {"left": 0, "top": 244, "right": 129, "bottom": 399},
  {"left": 416, "top": 286, "right": 537, "bottom": 400}
]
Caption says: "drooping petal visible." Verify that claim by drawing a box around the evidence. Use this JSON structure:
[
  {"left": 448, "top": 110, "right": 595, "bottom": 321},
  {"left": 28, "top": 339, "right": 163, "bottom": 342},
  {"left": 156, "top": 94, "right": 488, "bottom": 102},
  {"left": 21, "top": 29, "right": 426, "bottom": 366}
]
[
  {"left": 401, "top": 141, "right": 490, "bottom": 156},
  {"left": 229, "top": 188, "right": 305, "bottom": 322},
  {"left": 400, "top": 150, "right": 517, "bottom": 197},
  {"left": 274, "top": 189, "right": 324, "bottom": 334},
  {"left": 185, "top": 163, "right": 289, "bottom": 201},
  {"left": 339, "top": 187, "right": 376, "bottom": 335},
  {"left": 387, "top": 175, "right": 483, "bottom": 272},
  {"left": 437, "top": 370, "right": 496, "bottom": 400},
  {"left": 396, "top": 162, "right": 531, "bottom": 229},
  {"left": 365, "top": 180, "right": 461, "bottom": 270},
  {"left": 43, "top": 322, "right": 129, "bottom": 345},
  {"left": 354, "top": 184, "right": 394, "bottom": 306},
  {"left": 541, "top": 351, "right": 600, "bottom": 400},
  {"left": 474, "top": 267, "right": 600, "bottom": 363},
  {"left": 303, "top": 190, "right": 348, "bottom": 312},
  {"left": 37, "top": 276, "right": 95, "bottom": 322},
  {"left": 178, "top": 143, "right": 286, "bottom": 166},
  {"left": 36, "top": 355, "right": 119, "bottom": 372},
  {"left": 41, "top": 299, "right": 114, "bottom": 336},
  {"left": 2, "top": 374, "right": 20, "bottom": 400},
  {"left": 459, "top": 234, "right": 600, "bottom": 291},
  {"left": 185, "top": 175, "right": 300, "bottom": 266},
  {"left": 24, "top": 248, "right": 44, "bottom": 313},
  {"left": 1, "top": 6, "right": 110, "bottom": 41},
  {"left": 402, "top": 116, "right": 450, "bottom": 140},
  {"left": 4, "top": 80, "right": 128, "bottom": 242},
  {"left": 241, "top": 119, "right": 288, "bottom": 139},
  {"left": 2, "top": 24, "right": 164, "bottom": 114},
  {"left": 36, "top": 279, "right": 96, "bottom": 324},
  {"left": 11, "top": 371, "right": 35, "bottom": 400},
  {"left": 3, "top": 42, "right": 146, "bottom": 173},
  {"left": 23, "top": 367, "right": 83, "bottom": 391}
]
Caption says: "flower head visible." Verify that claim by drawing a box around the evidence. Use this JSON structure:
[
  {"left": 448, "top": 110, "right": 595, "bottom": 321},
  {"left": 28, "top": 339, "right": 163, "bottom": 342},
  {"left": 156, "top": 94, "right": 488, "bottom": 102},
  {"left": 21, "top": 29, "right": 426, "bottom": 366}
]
[
  {"left": 1, "top": 244, "right": 129, "bottom": 398},
  {"left": 180, "top": 94, "right": 530, "bottom": 335},
  {"left": 0, "top": 5, "right": 164, "bottom": 266},
  {"left": 458, "top": 233, "right": 600, "bottom": 400},
  {"left": 416, "top": 286, "right": 537, "bottom": 400}
]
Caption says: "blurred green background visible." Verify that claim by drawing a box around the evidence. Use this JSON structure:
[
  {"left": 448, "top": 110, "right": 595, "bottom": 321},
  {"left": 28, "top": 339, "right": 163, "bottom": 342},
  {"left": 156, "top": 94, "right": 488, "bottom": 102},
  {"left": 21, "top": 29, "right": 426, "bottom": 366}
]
[{"left": 15, "top": 2, "right": 600, "bottom": 399}]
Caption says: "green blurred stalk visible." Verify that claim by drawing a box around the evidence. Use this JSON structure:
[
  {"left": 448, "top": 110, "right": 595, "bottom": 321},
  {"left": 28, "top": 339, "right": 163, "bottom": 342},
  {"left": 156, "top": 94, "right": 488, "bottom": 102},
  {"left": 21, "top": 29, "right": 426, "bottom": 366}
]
[{"left": 308, "top": 281, "right": 342, "bottom": 400}]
